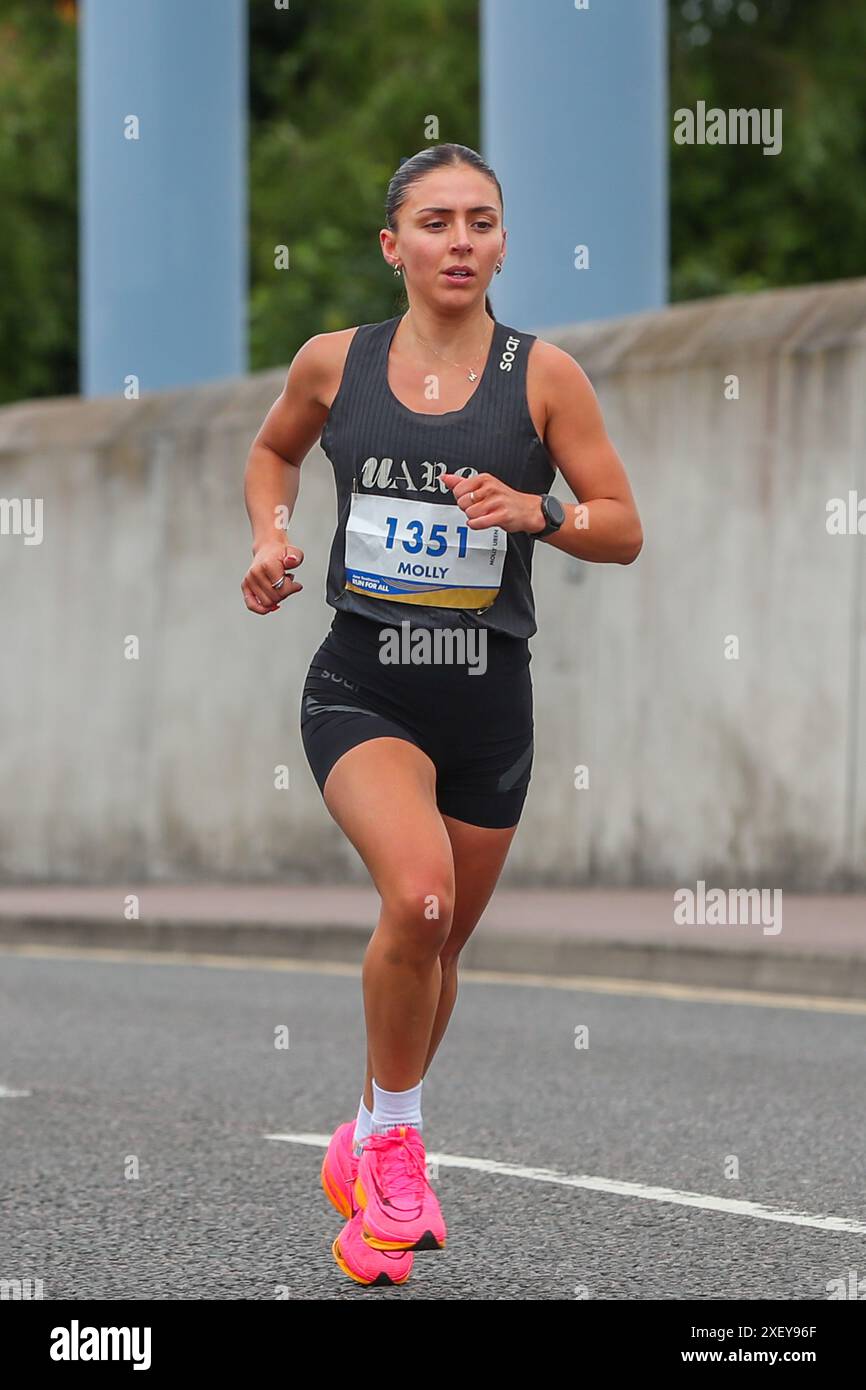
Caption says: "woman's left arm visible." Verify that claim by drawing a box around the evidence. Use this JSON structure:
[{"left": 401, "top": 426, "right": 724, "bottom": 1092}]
[{"left": 525, "top": 341, "right": 643, "bottom": 564}]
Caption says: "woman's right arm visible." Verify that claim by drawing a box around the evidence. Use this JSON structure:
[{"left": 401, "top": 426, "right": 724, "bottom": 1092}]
[{"left": 241, "top": 336, "right": 332, "bottom": 614}]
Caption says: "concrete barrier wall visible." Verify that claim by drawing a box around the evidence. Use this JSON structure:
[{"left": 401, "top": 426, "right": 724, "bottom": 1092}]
[{"left": 2, "top": 278, "right": 865, "bottom": 888}]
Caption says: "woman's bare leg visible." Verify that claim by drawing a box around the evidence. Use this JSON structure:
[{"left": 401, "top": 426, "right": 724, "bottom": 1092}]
[
  {"left": 322, "top": 737, "right": 456, "bottom": 1105},
  {"left": 358, "top": 816, "right": 519, "bottom": 1102},
  {"left": 355, "top": 817, "right": 517, "bottom": 1100}
]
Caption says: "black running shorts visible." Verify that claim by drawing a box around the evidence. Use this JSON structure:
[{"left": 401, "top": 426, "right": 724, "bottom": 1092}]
[{"left": 300, "top": 611, "right": 534, "bottom": 829}]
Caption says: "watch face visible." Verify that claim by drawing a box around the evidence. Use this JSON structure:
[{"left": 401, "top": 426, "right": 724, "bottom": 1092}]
[{"left": 545, "top": 495, "right": 566, "bottom": 526}]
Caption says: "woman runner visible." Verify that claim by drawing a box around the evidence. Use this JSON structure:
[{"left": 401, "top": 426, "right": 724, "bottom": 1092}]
[{"left": 242, "top": 143, "right": 643, "bottom": 1287}]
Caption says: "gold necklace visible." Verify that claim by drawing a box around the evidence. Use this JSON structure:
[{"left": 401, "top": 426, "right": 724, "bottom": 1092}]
[{"left": 406, "top": 316, "right": 493, "bottom": 382}]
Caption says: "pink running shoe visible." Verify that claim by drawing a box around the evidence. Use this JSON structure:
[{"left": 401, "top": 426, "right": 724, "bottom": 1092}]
[
  {"left": 331, "top": 1207, "right": 414, "bottom": 1286},
  {"left": 320, "top": 1120, "right": 358, "bottom": 1220},
  {"left": 354, "top": 1124, "right": 446, "bottom": 1252}
]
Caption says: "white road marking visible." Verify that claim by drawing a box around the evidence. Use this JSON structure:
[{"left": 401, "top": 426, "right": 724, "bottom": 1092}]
[
  {"left": 2, "top": 942, "right": 861, "bottom": 1231},
  {"left": 0, "top": 1084, "right": 31, "bottom": 1097},
  {"left": 267, "top": 1133, "right": 866, "bottom": 1236},
  {"left": 1, "top": 943, "right": 865, "bottom": 1014}
]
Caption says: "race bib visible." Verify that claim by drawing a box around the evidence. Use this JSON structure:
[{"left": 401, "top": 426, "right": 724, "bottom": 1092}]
[{"left": 344, "top": 491, "right": 506, "bottom": 610}]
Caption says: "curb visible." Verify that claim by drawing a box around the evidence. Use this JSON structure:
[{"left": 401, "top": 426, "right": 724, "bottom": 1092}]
[{"left": 2, "top": 915, "right": 865, "bottom": 999}]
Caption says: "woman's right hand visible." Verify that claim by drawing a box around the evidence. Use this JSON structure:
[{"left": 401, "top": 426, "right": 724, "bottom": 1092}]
[{"left": 241, "top": 539, "right": 304, "bottom": 614}]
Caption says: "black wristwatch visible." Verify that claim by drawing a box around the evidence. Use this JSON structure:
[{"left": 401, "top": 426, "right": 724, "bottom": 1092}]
[{"left": 535, "top": 493, "right": 566, "bottom": 539}]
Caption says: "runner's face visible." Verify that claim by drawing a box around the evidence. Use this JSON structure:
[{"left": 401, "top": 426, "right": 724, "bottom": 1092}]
[{"left": 387, "top": 167, "right": 504, "bottom": 306}]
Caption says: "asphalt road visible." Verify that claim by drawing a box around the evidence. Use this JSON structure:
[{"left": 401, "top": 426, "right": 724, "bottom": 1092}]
[{"left": 1, "top": 948, "right": 864, "bottom": 1301}]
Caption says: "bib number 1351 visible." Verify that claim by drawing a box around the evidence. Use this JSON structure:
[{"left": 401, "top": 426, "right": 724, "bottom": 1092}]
[
  {"left": 344, "top": 491, "right": 506, "bottom": 609},
  {"left": 385, "top": 515, "right": 470, "bottom": 558}
]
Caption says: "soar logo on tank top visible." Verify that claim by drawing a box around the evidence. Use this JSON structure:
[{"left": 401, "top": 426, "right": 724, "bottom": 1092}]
[{"left": 498, "top": 334, "right": 521, "bottom": 371}]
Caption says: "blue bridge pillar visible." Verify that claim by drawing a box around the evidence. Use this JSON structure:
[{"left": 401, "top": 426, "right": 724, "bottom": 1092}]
[
  {"left": 79, "top": 0, "right": 247, "bottom": 395},
  {"left": 481, "top": 0, "right": 667, "bottom": 328}
]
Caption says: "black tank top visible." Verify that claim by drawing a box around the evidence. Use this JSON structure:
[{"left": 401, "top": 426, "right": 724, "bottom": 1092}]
[{"left": 319, "top": 313, "right": 556, "bottom": 640}]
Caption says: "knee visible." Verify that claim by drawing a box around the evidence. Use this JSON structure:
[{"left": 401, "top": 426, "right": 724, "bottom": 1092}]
[{"left": 384, "top": 870, "right": 455, "bottom": 945}]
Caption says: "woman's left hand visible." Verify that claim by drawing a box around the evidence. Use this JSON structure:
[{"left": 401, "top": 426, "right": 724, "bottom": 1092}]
[{"left": 441, "top": 472, "right": 543, "bottom": 535}]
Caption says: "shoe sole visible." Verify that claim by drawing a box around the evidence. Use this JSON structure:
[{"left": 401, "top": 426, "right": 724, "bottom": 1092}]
[
  {"left": 331, "top": 1233, "right": 412, "bottom": 1287},
  {"left": 320, "top": 1153, "right": 355, "bottom": 1221},
  {"left": 353, "top": 1173, "right": 446, "bottom": 1252}
]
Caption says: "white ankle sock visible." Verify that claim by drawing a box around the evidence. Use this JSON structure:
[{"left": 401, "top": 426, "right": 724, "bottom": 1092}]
[
  {"left": 353, "top": 1097, "right": 374, "bottom": 1157},
  {"left": 370, "top": 1078, "right": 423, "bottom": 1136}
]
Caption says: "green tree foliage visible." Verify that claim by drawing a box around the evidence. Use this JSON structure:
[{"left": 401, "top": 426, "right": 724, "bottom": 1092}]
[
  {"left": 248, "top": 0, "right": 480, "bottom": 367},
  {"left": 0, "top": 0, "right": 864, "bottom": 402},
  {"left": 670, "top": 0, "right": 866, "bottom": 298},
  {"left": 0, "top": 1, "right": 78, "bottom": 404}
]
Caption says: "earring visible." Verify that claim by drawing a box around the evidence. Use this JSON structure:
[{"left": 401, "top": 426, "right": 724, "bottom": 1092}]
[
  {"left": 495, "top": 262, "right": 502, "bottom": 274},
  {"left": 393, "top": 262, "right": 403, "bottom": 277}
]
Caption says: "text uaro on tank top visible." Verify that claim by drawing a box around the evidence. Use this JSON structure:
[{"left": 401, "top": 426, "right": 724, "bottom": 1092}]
[{"left": 355, "top": 457, "right": 478, "bottom": 492}]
